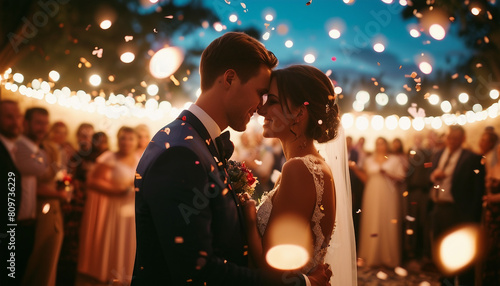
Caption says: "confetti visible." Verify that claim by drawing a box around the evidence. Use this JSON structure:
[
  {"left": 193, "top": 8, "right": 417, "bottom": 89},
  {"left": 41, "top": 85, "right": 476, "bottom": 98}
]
[
  {"left": 205, "top": 139, "right": 211, "bottom": 145},
  {"left": 424, "top": 162, "right": 433, "bottom": 168},
  {"left": 304, "top": 101, "right": 309, "bottom": 106},
  {"left": 410, "top": 71, "right": 417, "bottom": 78},
  {"left": 225, "top": 0, "right": 230, "bottom": 4},
  {"left": 135, "top": 173, "right": 142, "bottom": 179},
  {"left": 395, "top": 267, "right": 408, "bottom": 277},
  {"left": 403, "top": 191, "right": 408, "bottom": 197},
  {"left": 165, "top": 142, "right": 170, "bottom": 149},
  {"left": 134, "top": 188, "right": 139, "bottom": 192},
  {"left": 319, "top": 205, "right": 324, "bottom": 211},
  {"left": 410, "top": 150, "right": 416, "bottom": 155},
  {"left": 376, "top": 271, "right": 388, "bottom": 280},
  {"left": 85, "top": 24, "right": 91, "bottom": 31},
  {"left": 399, "top": 65, "right": 402, "bottom": 69},
  {"left": 451, "top": 73, "right": 459, "bottom": 79},
  {"left": 124, "top": 36, "right": 133, "bottom": 42},
  {"left": 405, "top": 215, "right": 416, "bottom": 222},
  {"left": 474, "top": 169, "right": 480, "bottom": 174},
  {"left": 254, "top": 160, "right": 262, "bottom": 165},
  {"left": 185, "top": 136, "right": 193, "bottom": 140},
  {"left": 356, "top": 209, "right": 361, "bottom": 214},
  {"left": 306, "top": 0, "right": 312, "bottom": 5},
  {"left": 165, "top": 15, "right": 174, "bottom": 19},
  {"left": 182, "top": 116, "right": 187, "bottom": 121},
  {"left": 92, "top": 48, "right": 103, "bottom": 58},
  {"left": 162, "top": 127, "right": 170, "bottom": 135},
  {"left": 318, "top": 120, "right": 323, "bottom": 125},
  {"left": 42, "top": 203, "right": 51, "bottom": 214},
  {"left": 391, "top": 219, "right": 398, "bottom": 224},
  {"left": 153, "top": 28, "right": 158, "bottom": 33},
  {"left": 199, "top": 250, "right": 208, "bottom": 256},
  {"left": 331, "top": 56, "right": 336, "bottom": 61},
  {"left": 241, "top": 3, "right": 246, "bottom": 9},
  {"left": 195, "top": 161, "right": 200, "bottom": 165},
  {"left": 406, "top": 229, "right": 414, "bottom": 235},
  {"left": 175, "top": 236, "right": 184, "bottom": 243},
  {"left": 325, "top": 69, "right": 332, "bottom": 77},
  {"left": 210, "top": 165, "right": 215, "bottom": 172}
]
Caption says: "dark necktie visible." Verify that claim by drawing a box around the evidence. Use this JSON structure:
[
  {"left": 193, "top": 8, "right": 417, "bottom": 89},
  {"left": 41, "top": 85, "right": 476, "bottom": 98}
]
[{"left": 215, "top": 131, "right": 234, "bottom": 162}]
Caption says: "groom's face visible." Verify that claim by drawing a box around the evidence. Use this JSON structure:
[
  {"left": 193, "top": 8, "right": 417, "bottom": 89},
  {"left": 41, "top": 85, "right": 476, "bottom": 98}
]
[{"left": 226, "top": 65, "right": 271, "bottom": 132}]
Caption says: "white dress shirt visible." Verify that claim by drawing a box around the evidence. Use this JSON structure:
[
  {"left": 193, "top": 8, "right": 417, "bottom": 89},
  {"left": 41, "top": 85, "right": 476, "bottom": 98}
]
[{"left": 433, "top": 147, "right": 463, "bottom": 203}]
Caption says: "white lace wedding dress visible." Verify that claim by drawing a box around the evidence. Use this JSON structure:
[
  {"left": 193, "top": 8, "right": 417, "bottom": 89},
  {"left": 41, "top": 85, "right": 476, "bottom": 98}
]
[{"left": 256, "top": 154, "right": 331, "bottom": 274}]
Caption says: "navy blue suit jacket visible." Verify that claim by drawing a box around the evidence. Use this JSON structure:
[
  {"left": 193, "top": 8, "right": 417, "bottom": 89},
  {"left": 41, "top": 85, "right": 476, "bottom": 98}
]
[
  {"left": 430, "top": 148, "right": 485, "bottom": 222},
  {"left": 132, "top": 110, "right": 306, "bottom": 285}
]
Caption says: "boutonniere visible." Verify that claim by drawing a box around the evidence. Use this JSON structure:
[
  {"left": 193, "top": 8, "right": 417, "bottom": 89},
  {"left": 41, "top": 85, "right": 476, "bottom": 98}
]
[{"left": 226, "top": 160, "right": 258, "bottom": 203}]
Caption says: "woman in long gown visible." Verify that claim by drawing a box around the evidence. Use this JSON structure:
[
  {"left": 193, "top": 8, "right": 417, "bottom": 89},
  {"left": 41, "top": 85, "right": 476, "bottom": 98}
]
[
  {"left": 78, "top": 126, "right": 139, "bottom": 283},
  {"left": 243, "top": 65, "right": 356, "bottom": 285},
  {"left": 351, "top": 137, "right": 406, "bottom": 268}
]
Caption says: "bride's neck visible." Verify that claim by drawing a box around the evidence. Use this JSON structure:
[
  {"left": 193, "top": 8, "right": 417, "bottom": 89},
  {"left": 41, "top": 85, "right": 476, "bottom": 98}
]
[{"left": 281, "top": 135, "right": 317, "bottom": 160}]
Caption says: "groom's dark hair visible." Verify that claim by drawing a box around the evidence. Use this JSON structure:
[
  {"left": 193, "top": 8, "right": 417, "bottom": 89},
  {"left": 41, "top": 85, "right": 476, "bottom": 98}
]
[{"left": 199, "top": 32, "right": 278, "bottom": 91}]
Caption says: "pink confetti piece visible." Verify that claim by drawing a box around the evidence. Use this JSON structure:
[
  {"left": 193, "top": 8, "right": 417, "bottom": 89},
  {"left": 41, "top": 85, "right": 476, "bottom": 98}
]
[
  {"left": 92, "top": 48, "right": 103, "bottom": 58},
  {"left": 182, "top": 116, "right": 187, "bottom": 121},
  {"left": 210, "top": 184, "right": 215, "bottom": 188},
  {"left": 304, "top": 101, "right": 309, "bottom": 106},
  {"left": 135, "top": 173, "right": 143, "bottom": 179},
  {"left": 331, "top": 56, "right": 336, "bottom": 61},
  {"left": 195, "top": 161, "right": 200, "bottom": 165}
]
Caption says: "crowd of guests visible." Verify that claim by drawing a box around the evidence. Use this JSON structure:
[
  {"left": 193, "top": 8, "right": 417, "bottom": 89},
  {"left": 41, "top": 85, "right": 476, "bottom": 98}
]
[
  {"left": 0, "top": 100, "right": 148, "bottom": 285},
  {"left": 2, "top": 97, "right": 499, "bottom": 286}
]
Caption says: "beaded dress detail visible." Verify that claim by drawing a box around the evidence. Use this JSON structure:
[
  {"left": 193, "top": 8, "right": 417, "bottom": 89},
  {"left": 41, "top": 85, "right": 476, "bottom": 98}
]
[{"left": 256, "top": 155, "right": 330, "bottom": 273}]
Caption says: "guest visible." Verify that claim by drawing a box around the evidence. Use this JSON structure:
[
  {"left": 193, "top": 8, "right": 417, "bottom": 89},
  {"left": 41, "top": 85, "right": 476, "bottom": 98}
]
[
  {"left": 355, "top": 136, "right": 367, "bottom": 168},
  {"left": 429, "top": 125, "right": 485, "bottom": 285},
  {"left": 391, "top": 138, "right": 408, "bottom": 170},
  {"left": 478, "top": 127, "right": 498, "bottom": 176},
  {"left": 352, "top": 137, "right": 406, "bottom": 268},
  {"left": 0, "top": 100, "right": 25, "bottom": 285},
  {"left": 58, "top": 131, "right": 109, "bottom": 285},
  {"left": 347, "top": 135, "right": 363, "bottom": 248},
  {"left": 135, "top": 123, "right": 151, "bottom": 158},
  {"left": 68, "top": 123, "right": 95, "bottom": 183},
  {"left": 78, "top": 126, "right": 139, "bottom": 283},
  {"left": 477, "top": 145, "right": 500, "bottom": 285},
  {"left": 405, "top": 133, "right": 432, "bottom": 261},
  {"left": 21, "top": 108, "right": 66, "bottom": 286},
  {"left": 48, "top": 121, "right": 76, "bottom": 169}
]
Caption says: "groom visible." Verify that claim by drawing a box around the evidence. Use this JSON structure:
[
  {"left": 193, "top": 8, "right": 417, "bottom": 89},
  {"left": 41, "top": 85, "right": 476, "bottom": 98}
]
[{"left": 132, "top": 32, "right": 331, "bottom": 285}]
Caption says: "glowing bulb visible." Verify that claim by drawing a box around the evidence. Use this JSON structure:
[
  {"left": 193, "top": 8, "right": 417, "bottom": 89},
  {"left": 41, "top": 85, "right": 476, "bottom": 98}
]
[
  {"left": 373, "top": 43, "right": 385, "bottom": 53},
  {"left": 334, "top": 86, "right": 342, "bottom": 95},
  {"left": 490, "top": 89, "right": 499, "bottom": 100},
  {"left": 304, "top": 54, "right": 316, "bottom": 64},
  {"left": 149, "top": 47, "right": 184, "bottom": 79},
  {"left": 471, "top": 7, "right": 481, "bottom": 16},
  {"left": 341, "top": 113, "right": 354, "bottom": 129},
  {"left": 410, "top": 29, "right": 421, "bottom": 38},
  {"left": 459, "top": 92, "right": 469, "bottom": 103},
  {"left": 329, "top": 29, "right": 341, "bottom": 39},
  {"left": 120, "top": 52, "right": 135, "bottom": 63},
  {"left": 412, "top": 117, "right": 425, "bottom": 131},
  {"left": 265, "top": 14, "right": 274, "bottom": 21},
  {"left": 371, "top": 115, "right": 384, "bottom": 130},
  {"left": 49, "top": 70, "right": 60, "bottom": 82},
  {"left": 419, "top": 61, "right": 433, "bottom": 74},
  {"left": 13, "top": 73, "right": 24, "bottom": 83},
  {"left": 355, "top": 116, "right": 369, "bottom": 131},
  {"left": 147, "top": 84, "right": 159, "bottom": 96},
  {"left": 473, "top": 103, "right": 483, "bottom": 112},
  {"left": 89, "top": 74, "right": 101, "bottom": 86},
  {"left": 399, "top": 116, "right": 411, "bottom": 130},
  {"left": 431, "top": 117, "right": 443, "bottom": 129},
  {"left": 285, "top": 40, "right": 294, "bottom": 48},
  {"left": 429, "top": 24, "right": 446, "bottom": 40},
  {"left": 100, "top": 20, "right": 112, "bottom": 30},
  {"left": 40, "top": 81, "right": 50, "bottom": 93},
  {"left": 385, "top": 115, "right": 398, "bottom": 130},
  {"left": 352, "top": 101, "right": 365, "bottom": 112},
  {"left": 229, "top": 14, "right": 238, "bottom": 22},
  {"left": 396, "top": 93, "right": 408, "bottom": 105},
  {"left": 356, "top": 90, "right": 370, "bottom": 104},
  {"left": 375, "top": 93, "right": 389, "bottom": 106},
  {"left": 441, "top": 100, "right": 452, "bottom": 113},
  {"left": 428, "top": 94, "right": 440, "bottom": 105}
]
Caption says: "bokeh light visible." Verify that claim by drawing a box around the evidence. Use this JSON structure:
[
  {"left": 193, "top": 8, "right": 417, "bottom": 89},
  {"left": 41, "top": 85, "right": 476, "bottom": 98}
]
[
  {"left": 49, "top": 70, "right": 60, "bottom": 82},
  {"left": 419, "top": 61, "right": 433, "bottom": 74},
  {"left": 355, "top": 116, "right": 369, "bottom": 130},
  {"left": 100, "top": 20, "right": 112, "bottom": 30},
  {"left": 399, "top": 116, "right": 411, "bottom": 130},
  {"left": 265, "top": 14, "right": 274, "bottom": 21},
  {"left": 375, "top": 92, "right": 389, "bottom": 106},
  {"left": 490, "top": 89, "right": 499, "bottom": 100},
  {"left": 147, "top": 84, "right": 159, "bottom": 96},
  {"left": 373, "top": 43, "right": 385, "bottom": 53},
  {"left": 436, "top": 225, "right": 480, "bottom": 275},
  {"left": 428, "top": 94, "right": 440, "bottom": 105},
  {"left": 441, "top": 100, "right": 452, "bottom": 113},
  {"left": 149, "top": 47, "right": 184, "bottom": 79},
  {"left": 304, "top": 54, "right": 316, "bottom": 64},
  {"left": 396, "top": 93, "right": 408, "bottom": 105},
  {"left": 409, "top": 29, "right": 421, "bottom": 38},
  {"left": 285, "top": 40, "right": 294, "bottom": 48},
  {"left": 120, "top": 52, "right": 135, "bottom": 63},
  {"left": 262, "top": 32, "right": 271, "bottom": 41},
  {"left": 412, "top": 117, "right": 425, "bottom": 131},
  {"left": 13, "top": 73, "right": 24, "bottom": 83},
  {"left": 385, "top": 115, "right": 398, "bottom": 130},
  {"left": 89, "top": 74, "right": 101, "bottom": 86},
  {"left": 458, "top": 92, "right": 469, "bottom": 103},
  {"left": 341, "top": 113, "right": 354, "bottom": 129},
  {"left": 352, "top": 101, "right": 365, "bottom": 112},
  {"left": 229, "top": 14, "right": 238, "bottom": 23},
  {"left": 429, "top": 24, "right": 446, "bottom": 40},
  {"left": 371, "top": 115, "right": 384, "bottom": 130},
  {"left": 329, "top": 29, "right": 341, "bottom": 39},
  {"left": 471, "top": 7, "right": 481, "bottom": 16},
  {"left": 356, "top": 90, "right": 370, "bottom": 104}
]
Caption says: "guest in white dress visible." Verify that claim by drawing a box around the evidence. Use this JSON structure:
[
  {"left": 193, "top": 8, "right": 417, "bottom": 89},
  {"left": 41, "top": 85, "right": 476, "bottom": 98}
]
[
  {"left": 78, "top": 126, "right": 139, "bottom": 283},
  {"left": 351, "top": 137, "right": 406, "bottom": 268}
]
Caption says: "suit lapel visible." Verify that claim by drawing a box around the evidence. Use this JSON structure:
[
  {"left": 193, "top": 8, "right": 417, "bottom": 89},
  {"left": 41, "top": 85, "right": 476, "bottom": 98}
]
[{"left": 177, "top": 110, "right": 248, "bottom": 243}]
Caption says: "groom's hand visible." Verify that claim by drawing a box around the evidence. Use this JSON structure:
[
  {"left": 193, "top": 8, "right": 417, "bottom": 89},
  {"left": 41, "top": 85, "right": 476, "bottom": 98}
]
[
  {"left": 242, "top": 198, "right": 257, "bottom": 224},
  {"left": 307, "top": 263, "right": 332, "bottom": 286}
]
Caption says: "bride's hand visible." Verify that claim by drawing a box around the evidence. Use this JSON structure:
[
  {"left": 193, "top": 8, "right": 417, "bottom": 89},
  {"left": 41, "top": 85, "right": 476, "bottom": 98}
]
[{"left": 241, "top": 197, "right": 257, "bottom": 224}]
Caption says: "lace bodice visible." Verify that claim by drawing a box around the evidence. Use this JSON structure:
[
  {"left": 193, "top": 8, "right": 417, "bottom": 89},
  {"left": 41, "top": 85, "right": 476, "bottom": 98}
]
[{"left": 256, "top": 155, "right": 330, "bottom": 273}]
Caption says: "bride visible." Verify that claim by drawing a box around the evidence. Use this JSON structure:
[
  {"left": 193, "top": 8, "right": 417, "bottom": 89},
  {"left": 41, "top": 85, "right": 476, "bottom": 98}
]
[{"left": 243, "top": 65, "right": 357, "bottom": 285}]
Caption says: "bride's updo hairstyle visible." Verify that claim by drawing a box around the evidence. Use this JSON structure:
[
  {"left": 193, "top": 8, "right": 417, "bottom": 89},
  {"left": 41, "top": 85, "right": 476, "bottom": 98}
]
[{"left": 272, "top": 65, "right": 340, "bottom": 143}]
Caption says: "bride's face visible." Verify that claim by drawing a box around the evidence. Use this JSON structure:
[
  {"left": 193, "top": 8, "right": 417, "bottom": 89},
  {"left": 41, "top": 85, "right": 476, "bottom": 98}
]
[{"left": 258, "top": 79, "right": 295, "bottom": 139}]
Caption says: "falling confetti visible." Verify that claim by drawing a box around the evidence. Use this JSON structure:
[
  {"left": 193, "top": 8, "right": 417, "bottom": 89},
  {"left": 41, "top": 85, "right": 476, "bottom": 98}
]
[
  {"left": 225, "top": 0, "right": 230, "bottom": 4},
  {"left": 254, "top": 160, "right": 263, "bottom": 165},
  {"left": 331, "top": 56, "right": 336, "bottom": 61},
  {"left": 318, "top": 120, "right": 323, "bottom": 125},
  {"left": 42, "top": 203, "right": 51, "bottom": 214},
  {"left": 451, "top": 73, "right": 459, "bottom": 79},
  {"left": 391, "top": 219, "right": 398, "bottom": 224},
  {"left": 370, "top": 233, "right": 378, "bottom": 237},
  {"left": 394, "top": 266, "right": 408, "bottom": 277},
  {"left": 195, "top": 161, "right": 200, "bottom": 165},
  {"left": 376, "top": 271, "right": 388, "bottom": 280},
  {"left": 175, "top": 236, "right": 184, "bottom": 243},
  {"left": 474, "top": 169, "right": 480, "bottom": 174},
  {"left": 403, "top": 191, "right": 408, "bottom": 197},
  {"left": 185, "top": 136, "right": 193, "bottom": 140},
  {"left": 356, "top": 209, "right": 362, "bottom": 214},
  {"left": 92, "top": 48, "right": 103, "bottom": 58},
  {"left": 306, "top": 0, "right": 312, "bottom": 5},
  {"left": 135, "top": 173, "right": 143, "bottom": 179},
  {"left": 405, "top": 215, "right": 416, "bottom": 222},
  {"left": 406, "top": 229, "right": 414, "bottom": 235},
  {"left": 304, "top": 101, "right": 309, "bottom": 106},
  {"left": 424, "top": 162, "right": 433, "bottom": 168},
  {"left": 165, "top": 142, "right": 170, "bottom": 149},
  {"left": 153, "top": 28, "right": 158, "bottom": 33},
  {"left": 165, "top": 15, "right": 174, "bottom": 19},
  {"left": 124, "top": 36, "right": 133, "bottom": 42}
]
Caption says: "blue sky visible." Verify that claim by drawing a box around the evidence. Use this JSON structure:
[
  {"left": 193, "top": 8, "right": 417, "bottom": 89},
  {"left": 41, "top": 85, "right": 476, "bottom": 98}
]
[{"left": 172, "top": 0, "right": 471, "bottom": 97}]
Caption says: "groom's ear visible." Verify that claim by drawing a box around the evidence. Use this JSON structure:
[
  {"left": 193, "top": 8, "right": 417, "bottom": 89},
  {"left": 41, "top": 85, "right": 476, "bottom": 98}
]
[{"left": 223, "top": 69, "right": 237, "bottom": 88}]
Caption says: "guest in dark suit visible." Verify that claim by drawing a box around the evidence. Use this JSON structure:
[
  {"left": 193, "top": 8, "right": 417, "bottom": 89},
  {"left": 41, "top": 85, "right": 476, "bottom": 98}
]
[
  {"left": 0, "top": 100, "right": 23, "bottom": 284},
  {"left": 346, "top": 136, "right": 363, "bottom": 248},
  {"left": 429, "top": 125, "right": 485, "bottom": 285},
  {"left": 132, "top": 32, "right": 330, "bottom": 286}
]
